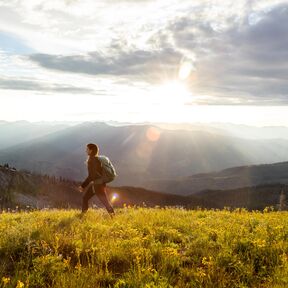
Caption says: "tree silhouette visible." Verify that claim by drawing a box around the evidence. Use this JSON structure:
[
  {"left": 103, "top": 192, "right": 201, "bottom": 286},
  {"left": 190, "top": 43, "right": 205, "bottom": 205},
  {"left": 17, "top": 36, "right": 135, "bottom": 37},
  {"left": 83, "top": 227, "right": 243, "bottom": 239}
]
[{"left": 279, "top": 189, "right": 287, "bottom": 211}]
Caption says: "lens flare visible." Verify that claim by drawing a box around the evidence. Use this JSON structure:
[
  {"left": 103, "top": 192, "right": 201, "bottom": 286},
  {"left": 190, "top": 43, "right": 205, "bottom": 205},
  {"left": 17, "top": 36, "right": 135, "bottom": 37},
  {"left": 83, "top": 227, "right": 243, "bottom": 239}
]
[
  {"left": 111, "top": 193, "right": 119, "bottom": 203},
  {"left": 146, "top": 127, "right": 161, "bottom": 142}
]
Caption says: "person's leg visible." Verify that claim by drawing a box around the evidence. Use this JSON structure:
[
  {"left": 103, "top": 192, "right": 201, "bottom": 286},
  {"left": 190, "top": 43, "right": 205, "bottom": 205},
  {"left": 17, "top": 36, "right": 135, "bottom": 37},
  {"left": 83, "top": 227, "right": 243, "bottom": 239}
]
[
  {"left": 94, "top": 184, "right": 115, "bottom": 215},
  {"left": 82, "top": 186, "right": 94, "bottom": 213}
]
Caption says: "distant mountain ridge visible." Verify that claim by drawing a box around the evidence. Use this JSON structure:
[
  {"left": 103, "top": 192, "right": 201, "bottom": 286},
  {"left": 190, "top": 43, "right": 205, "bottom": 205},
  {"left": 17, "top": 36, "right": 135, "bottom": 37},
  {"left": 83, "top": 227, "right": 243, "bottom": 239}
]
[
  {"left": 0, "top": 120, "right": 72, "bottom": 149},
  {"left": 1, "top": 121, "right": 288, "bottom": 191},
  {"left": 155, "top": 122, "right": 288, "bottom": 140},
  {"left": 147, "top": 161, "right": 288, "bottom": 195}
]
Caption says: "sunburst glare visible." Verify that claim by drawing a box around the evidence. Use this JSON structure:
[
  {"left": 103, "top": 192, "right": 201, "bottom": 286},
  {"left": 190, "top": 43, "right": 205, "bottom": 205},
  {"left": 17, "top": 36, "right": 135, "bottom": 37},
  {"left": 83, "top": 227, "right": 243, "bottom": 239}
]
[
  {"left": 178, "top": 61, "right": 194, "bottom": 80},
  {"left": 151, "top": 81, "right": 191, "bottom": 106}
]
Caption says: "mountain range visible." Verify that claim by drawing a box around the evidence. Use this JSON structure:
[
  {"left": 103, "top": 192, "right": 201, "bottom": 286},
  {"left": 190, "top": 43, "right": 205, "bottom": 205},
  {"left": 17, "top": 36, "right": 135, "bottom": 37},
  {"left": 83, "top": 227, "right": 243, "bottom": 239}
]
[
  {"left": 147, "top": 161, "right": 288, "bottom": 195},
  {"left": 1, "top": 121, "right": 288, "bottom": 193},
  {"left": 0, "top": 120, "right": 72, "bottom": 149}
]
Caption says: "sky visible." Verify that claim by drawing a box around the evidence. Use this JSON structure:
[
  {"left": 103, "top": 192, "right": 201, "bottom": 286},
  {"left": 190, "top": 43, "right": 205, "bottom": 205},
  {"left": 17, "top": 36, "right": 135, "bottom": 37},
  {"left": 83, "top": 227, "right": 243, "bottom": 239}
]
[{"left": 0, "top": 0, "right": 288, "bottom": 126}]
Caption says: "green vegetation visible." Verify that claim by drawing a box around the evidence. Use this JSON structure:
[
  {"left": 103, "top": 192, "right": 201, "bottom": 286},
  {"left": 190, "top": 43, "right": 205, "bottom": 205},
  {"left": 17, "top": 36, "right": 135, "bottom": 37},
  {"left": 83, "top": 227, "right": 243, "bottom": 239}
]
[{"left": 0, "top": 208, "right": 288, "bottom": 287}]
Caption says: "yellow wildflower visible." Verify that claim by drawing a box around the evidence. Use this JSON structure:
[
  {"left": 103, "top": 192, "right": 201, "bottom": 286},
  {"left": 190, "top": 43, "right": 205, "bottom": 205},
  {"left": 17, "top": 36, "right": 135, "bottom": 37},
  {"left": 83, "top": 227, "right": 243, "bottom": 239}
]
[
  {"left": 2, "top": 277, "right": 10, "bottom": 285},
  {"left": 196, "top": 267, "right": 206, "bottom": 278},
  {"left": 75, "top": 262, "right": 81, "bottom": 270},
  {"left": 16, "top": 280, "right": 24, "bottom": 288},
  {"left": 202, "top": 256, "right": 213, "bottom": 266},
  {"left": 163, "top": 247, "right": 179, "bottom": 256}
]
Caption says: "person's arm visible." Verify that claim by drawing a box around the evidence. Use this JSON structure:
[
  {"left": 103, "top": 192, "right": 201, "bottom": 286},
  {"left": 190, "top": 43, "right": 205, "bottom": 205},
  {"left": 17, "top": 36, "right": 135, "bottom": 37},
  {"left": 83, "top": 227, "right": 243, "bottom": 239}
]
[{"left": 81, "top": 158, "right": 95, "bottom": 188}]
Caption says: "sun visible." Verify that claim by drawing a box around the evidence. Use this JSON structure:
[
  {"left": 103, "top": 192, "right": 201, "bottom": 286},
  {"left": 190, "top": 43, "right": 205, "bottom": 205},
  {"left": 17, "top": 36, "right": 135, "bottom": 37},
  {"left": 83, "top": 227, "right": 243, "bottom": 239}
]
[
  {"left": 178, "top": 61, "right": 194, "bottom": 80},
  {"left": 150, "top": 81, "right": 191, "bottom": 107}
]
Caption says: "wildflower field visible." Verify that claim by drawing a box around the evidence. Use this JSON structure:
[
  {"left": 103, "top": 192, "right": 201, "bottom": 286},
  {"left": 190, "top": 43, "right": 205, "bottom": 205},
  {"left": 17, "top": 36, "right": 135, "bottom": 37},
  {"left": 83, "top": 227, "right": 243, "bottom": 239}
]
[{"left": 0, "top": 208, "right": 288, "bottom": 288}]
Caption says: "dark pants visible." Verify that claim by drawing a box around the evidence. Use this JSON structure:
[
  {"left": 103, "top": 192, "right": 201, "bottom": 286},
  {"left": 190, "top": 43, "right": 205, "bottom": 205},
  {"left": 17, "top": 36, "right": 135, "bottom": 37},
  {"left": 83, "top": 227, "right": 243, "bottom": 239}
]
[{"left": 82, "top": 183, "right": 114, "bottom": 214}]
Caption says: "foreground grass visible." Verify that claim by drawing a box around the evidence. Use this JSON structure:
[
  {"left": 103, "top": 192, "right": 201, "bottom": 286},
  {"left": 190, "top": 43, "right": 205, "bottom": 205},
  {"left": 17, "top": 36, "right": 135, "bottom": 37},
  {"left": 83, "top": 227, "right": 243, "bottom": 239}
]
[{"left": 0, "top": 208, "right": 288, "bottom": 288}]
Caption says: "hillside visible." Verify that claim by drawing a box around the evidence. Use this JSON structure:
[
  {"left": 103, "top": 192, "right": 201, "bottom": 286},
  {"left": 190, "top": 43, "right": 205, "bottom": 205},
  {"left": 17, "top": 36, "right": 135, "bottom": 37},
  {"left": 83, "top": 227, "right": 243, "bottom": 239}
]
[
  {"left": 193, "top": 184, "right": 287, "bottom": 211},
  {"left": 1, "top": 122, "right": 288, "bottom": 191},
  {"left": 0, "top": 164, "right": 81, "bottom": 209},
  {"left": 147, "top": 161, "right": 288, "bottom": 195},
  {"left": 0, "top": 164, "right": 287, "bottom": 211},
  {"left": 0, "top": 165, "right": 211, "bottom": 210}
]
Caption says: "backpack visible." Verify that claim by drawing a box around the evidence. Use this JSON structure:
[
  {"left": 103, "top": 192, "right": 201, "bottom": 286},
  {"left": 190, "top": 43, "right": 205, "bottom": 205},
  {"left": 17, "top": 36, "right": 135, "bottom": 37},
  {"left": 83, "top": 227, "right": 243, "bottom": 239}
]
[{"left": 96, "top": 155, "right": 117, "bottom": 183}]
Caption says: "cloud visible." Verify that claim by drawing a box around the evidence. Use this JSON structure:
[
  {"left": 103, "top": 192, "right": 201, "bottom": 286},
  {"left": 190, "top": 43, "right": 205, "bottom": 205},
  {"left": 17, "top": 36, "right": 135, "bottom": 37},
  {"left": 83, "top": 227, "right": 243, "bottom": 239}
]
[
  {"left": 168, "top": 3, "right": 288, "bottom": 104},
  {"left": 26, "top": 2, "right": 288, "bottom": 104},
  {"left": 1, "top": 0, "right": 288, "bottom": 105},
  {"left": 0, "top": 77, "right": 96, "bottom": 94},
  {"left": 28, "top": 48, "right": 183, "bottom": 83}
]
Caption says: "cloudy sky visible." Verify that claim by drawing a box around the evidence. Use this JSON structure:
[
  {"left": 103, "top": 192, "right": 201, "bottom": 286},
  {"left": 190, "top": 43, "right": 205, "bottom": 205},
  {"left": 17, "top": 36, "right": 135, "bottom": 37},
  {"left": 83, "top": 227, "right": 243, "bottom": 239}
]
[{"left": 0, "top": 0, "right": 288, "bottom": 125}]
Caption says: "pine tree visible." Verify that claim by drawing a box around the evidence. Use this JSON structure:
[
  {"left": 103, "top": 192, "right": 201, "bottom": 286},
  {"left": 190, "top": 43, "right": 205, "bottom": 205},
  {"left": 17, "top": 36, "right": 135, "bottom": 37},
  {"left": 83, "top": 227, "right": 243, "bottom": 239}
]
[{"left": 279, "top": 189, "right": 286, "bottom": 211}]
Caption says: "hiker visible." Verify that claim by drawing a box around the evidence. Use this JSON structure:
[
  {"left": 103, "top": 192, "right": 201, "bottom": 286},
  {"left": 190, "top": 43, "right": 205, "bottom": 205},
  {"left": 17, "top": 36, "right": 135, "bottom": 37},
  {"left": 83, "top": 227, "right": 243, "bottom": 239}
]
[{"left": 78, "top": 143, "right": 115, "bottom": 216}]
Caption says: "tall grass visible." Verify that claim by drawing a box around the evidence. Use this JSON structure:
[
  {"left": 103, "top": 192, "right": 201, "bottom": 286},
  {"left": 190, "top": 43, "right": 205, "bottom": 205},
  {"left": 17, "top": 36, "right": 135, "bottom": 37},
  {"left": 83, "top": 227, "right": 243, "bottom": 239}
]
[{"left": 0, "top": 207, "right": 288, "bottom": 287}]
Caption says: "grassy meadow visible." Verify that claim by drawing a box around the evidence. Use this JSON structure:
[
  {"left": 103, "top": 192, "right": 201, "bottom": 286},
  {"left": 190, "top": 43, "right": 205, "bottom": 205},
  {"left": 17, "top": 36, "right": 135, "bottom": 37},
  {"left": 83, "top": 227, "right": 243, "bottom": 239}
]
[{"left": 0, "top": 207, "right": 288, "bottom": 288}]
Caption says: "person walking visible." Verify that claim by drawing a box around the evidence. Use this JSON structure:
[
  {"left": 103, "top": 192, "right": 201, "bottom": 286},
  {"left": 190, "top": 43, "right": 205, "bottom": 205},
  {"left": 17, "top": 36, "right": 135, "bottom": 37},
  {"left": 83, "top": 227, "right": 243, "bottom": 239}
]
[{"left": 78, "top": 143, "right": 115, "bottom": 216}]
